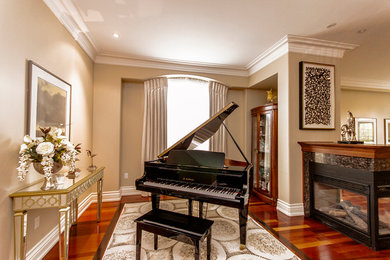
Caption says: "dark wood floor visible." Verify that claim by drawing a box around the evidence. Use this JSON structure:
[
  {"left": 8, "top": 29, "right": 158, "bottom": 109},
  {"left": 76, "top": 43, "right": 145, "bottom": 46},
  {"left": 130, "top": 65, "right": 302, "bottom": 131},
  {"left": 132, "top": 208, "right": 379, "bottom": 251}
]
[{"left": 43, "top": 195, "right": 390, "bottom": 259}]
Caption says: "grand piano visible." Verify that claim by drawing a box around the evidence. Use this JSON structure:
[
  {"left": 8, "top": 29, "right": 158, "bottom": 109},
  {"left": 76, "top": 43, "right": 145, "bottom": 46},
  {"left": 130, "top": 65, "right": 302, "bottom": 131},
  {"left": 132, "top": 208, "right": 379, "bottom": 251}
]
[{"left": 136, "top": 102, "right": 253, "bottom": 248}]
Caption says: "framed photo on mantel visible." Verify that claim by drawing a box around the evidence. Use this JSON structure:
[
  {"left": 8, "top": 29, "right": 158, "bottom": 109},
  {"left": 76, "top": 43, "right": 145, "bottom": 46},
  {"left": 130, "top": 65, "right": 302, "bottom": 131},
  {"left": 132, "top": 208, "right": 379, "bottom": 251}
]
[
  {"left": 355, "top": 117, "right": 377, "bottom": 144},
  {"left": 299, "top": 62, "right": 335, "bottom": 130},
  {"left": 27, "top": 60, "right": 71, "bottom": 140}
]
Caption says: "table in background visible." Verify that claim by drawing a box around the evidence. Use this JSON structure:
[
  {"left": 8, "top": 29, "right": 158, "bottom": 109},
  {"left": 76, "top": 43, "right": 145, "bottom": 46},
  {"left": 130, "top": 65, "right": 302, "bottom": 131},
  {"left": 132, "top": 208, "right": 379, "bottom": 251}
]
[{"left": 9, "top": 167, "right": 104, "bottom": 260}]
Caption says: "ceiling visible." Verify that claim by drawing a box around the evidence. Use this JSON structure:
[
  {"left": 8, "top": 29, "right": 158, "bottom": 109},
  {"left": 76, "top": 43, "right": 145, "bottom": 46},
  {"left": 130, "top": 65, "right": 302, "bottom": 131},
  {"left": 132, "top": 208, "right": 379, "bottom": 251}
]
[{"left": 48, "top": 0, "right": 390, "bottom": 70}]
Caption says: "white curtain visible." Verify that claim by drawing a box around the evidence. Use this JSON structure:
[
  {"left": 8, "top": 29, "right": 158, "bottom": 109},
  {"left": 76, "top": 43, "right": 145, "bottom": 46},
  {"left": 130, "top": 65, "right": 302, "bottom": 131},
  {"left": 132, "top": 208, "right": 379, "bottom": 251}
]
[
  {"left": 209, "top": 81, "right": 228, "bottom": 153},
  {"left": 141, "top": 78, "right": 168, "bottom": 163}
]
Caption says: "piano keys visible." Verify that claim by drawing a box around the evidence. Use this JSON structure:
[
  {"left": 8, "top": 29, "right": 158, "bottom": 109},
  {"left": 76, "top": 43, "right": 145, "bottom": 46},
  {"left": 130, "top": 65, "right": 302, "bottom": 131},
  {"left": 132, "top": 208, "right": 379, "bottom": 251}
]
[{"left": 135, "top": 102, "right": 253, "bottom": 249}]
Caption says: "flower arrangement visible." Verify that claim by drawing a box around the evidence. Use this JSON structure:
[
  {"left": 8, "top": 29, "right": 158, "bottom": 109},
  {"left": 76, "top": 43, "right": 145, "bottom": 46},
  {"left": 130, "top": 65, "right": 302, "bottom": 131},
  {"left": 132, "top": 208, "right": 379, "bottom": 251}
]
[{"left": 17, "top": 127, "right": 81, "bottom": 181}]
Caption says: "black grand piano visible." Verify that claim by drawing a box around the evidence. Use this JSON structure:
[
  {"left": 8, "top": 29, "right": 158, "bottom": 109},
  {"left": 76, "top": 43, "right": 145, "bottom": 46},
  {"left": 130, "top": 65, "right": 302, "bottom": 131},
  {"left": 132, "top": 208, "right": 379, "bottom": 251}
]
[{"left": 136, "top": 102, "right": 253, "bottom": 248}]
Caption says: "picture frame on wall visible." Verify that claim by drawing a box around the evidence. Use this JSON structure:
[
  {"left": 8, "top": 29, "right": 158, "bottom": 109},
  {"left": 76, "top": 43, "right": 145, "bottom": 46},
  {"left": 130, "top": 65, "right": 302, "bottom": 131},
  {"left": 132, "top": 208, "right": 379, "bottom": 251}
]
[
  {"left": 299, "top": 61, "right": 335, "bottom": 130},
  {"left": 384, "top": 119, "right": 390, "bottom": 145},
  {"left": 355, "top": 117, "right": 377, "bottom": 144},
  {"left": 27, "top": 60, "right": 71, "bottom": 139}
]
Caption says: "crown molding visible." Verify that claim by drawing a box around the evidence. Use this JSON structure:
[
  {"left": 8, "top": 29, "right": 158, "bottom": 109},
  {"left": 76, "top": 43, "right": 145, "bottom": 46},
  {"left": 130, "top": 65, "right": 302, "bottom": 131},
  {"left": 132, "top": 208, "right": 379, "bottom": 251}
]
[
  {"left": 95, "top": 54, "right": 249, "bottom": 77},
  {"left": 341, "top": 77, "right": 390, "bottom": 92},
  {"left": 44, "top": 2, "right": 358, "bottom": 78},
  {"left": 247, "top": 34, "right": 358, "bottom": 75},
  {"left": 43, "top": 0, "right": 97, "bottom": 60}
]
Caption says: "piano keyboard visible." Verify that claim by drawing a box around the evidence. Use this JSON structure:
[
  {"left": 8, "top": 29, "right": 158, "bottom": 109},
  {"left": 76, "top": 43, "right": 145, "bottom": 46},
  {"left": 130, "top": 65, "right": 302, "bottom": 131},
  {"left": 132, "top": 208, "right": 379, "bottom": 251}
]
[{"left": 143, "top": 179, "right": 240, "bottom": 200}]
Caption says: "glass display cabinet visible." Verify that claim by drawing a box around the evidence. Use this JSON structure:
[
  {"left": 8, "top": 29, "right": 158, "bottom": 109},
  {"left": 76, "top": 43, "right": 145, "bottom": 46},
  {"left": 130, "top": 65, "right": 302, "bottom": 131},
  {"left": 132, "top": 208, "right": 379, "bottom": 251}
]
[{"left": 251, "top": 103, "right": 278, "bottom": 205}]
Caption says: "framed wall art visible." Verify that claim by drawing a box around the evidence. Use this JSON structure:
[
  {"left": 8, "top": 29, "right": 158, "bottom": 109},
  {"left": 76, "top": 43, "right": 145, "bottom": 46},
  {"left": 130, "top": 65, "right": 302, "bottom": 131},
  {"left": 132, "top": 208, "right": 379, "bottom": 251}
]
[
  {"left": 27, "top": 60, "right": 71, "bottom": 139},
  {"left": 355, "top": 117, "right": 377, "bottom": 144},
  {"left": 299, "top": 62, "right": 335, "bottom": 130},
  {"left": 384, "top": 119, "right": 390, "bottom": 145}
]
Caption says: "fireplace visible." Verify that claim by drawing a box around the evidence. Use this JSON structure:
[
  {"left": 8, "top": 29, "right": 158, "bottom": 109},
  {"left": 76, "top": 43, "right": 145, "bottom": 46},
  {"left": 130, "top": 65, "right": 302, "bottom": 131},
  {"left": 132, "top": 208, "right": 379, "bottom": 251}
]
[{"left": 299, "top": 142, "right": 390, "bottom": 250}]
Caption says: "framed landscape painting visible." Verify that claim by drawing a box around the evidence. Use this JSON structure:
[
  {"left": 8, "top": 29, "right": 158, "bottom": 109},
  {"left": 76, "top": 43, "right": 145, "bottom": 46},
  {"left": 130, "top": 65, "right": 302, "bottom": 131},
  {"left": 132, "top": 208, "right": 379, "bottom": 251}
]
[
  {"left": 299, "top": 62, "right": 335, "bottom": 130},
  {"left": 27, "top": 61, "right": 71, "bottom": 139},
  {"left": 355, "top": 117, "right": 377, "bottom": 144}
]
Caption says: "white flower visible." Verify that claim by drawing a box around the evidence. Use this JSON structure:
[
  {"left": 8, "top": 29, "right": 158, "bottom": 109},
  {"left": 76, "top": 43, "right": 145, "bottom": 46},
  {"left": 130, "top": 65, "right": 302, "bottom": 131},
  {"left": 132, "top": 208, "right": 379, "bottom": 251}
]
[
  {"left": 19, "top": 144, "right": 28, "bottom": 154},
  {"left": 49, "top": 128, "right": 63, "bottom": 139},
  {"left": 61, "top": 139, "right": 74, "bottom": 150},
  {"left": 36, "top": 142, "right": 54, "bottom": 156},
  {"left": 54, "top": 128, "right": 62, "bottom": 136},
  {"left": 17, "top": 154, "right": 31, "bottom": 181},
  {"left": 23, "top": 135, "right": 32, "bottom": 143}
]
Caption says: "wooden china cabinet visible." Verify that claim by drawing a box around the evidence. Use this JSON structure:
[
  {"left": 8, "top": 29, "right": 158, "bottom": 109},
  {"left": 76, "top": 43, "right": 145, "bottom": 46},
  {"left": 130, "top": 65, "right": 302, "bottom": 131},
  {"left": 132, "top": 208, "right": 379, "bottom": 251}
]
[{"left": 251, "top": 103, "right": 278, "bottom": 205}]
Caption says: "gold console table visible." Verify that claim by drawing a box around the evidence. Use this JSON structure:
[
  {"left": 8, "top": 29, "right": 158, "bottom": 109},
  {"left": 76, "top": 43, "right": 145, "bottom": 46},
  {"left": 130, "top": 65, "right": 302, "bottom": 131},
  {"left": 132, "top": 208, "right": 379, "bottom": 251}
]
[{"left": 9, "top": 167, "right": 104, "bottom": 260}]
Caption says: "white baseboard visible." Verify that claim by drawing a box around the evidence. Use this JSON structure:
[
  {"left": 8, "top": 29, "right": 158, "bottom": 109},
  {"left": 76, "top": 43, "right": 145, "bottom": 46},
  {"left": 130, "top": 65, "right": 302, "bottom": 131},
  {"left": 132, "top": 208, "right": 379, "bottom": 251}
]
[
  {"left": 276, "top": 199, "right": 304, "bottom": 216},
  {"left": 120, "top": 185, "right": 143, "bottom": 196},
  {"left": 26, "top": 190, "right": 121, "bottom": 260}
]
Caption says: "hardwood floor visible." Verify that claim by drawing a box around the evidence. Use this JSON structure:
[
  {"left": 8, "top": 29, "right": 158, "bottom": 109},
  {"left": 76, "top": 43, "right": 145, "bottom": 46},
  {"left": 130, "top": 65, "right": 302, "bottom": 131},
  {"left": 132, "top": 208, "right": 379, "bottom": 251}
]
[{"left": 43, "top": 195, "right": 390, "bottom": 259}]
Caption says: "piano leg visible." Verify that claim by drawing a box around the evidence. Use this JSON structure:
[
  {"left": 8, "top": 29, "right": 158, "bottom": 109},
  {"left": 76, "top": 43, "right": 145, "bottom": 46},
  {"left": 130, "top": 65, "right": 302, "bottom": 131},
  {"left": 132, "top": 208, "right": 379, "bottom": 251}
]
[
  {"left": 239, "top": 204, "right": 248, "bottom": 250},
  {"left": 151, "top": 193, "right": 160, "bottom": 209},
  {"left": 199, "top": 201, "right": 203, "bottom": 218},
  {"left": 188, "top": 199, "right": 193, "bottom": 216},
  {"left": 151, "top": 193, "right": 160, "bottom": 250}
]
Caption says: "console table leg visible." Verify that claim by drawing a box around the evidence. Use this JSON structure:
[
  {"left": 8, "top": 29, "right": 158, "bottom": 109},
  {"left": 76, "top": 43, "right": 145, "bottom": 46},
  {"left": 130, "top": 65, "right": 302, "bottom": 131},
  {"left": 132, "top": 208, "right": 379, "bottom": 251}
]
[
  {"left": 70, "top": 199, "right": 78, "bottom": 225},
  {"left": 13, "top": 211, "right": 27, "bottom": 260},
  {"left": 59, "top": 206, "right": 70, "bottom": 260},
  {"left": 97, "top": 178, "right": 103, "bottom": 222}
]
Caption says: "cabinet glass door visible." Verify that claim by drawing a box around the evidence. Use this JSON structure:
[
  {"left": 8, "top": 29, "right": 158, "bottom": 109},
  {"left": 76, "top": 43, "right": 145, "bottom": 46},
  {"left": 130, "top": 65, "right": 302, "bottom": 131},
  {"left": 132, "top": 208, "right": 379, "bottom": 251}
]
[
  {"left": 259, "top": 112, "right": 272, "bottom": 194},
  {"left": 252, "top": 114, "right": 259, "bottom": 189}
]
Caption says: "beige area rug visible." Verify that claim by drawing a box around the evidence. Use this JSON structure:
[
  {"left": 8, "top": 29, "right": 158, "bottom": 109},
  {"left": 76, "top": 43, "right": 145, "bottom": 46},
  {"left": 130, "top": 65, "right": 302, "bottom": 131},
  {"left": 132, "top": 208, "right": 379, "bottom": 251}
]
[{"left": 103, "top": 200, "right": 300, "bottom": 260}]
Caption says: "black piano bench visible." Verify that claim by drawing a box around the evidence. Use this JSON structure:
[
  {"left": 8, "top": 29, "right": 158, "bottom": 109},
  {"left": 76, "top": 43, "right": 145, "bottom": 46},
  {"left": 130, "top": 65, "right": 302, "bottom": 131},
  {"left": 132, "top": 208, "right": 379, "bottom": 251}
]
[{"left": 135, "top": 209, "right": 214, "bottom": 260}]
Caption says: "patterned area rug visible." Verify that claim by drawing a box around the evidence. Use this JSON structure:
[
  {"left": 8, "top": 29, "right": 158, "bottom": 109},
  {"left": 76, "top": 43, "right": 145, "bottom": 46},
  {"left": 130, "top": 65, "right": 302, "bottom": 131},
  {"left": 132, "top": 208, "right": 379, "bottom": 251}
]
[{"left": 102, "top": 200, "right": 300, "bottom": 260}]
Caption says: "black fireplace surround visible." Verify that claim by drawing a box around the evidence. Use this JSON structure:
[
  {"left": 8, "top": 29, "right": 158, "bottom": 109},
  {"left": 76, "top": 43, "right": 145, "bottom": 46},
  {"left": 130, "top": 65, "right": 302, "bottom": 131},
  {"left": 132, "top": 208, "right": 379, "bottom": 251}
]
[{"left": 310, "top": 162, "right": 390, "bottom": 250}]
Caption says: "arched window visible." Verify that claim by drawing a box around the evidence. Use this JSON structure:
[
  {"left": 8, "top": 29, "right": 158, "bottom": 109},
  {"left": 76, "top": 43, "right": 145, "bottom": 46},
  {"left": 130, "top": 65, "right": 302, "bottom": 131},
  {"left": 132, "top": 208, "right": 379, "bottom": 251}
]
[
  {"left": 167, "top": 77, "right": 210, "bottom": 150},
  {"left": 142, "top": 75, "right": 227, "bottom": 162}
]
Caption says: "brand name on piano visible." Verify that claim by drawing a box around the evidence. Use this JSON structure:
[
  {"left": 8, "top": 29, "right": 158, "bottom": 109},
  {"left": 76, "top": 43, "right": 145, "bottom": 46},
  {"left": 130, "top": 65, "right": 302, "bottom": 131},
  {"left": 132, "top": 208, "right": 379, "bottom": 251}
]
[{"left": 182, "top": 177, "right": 195, "bottom": 182}]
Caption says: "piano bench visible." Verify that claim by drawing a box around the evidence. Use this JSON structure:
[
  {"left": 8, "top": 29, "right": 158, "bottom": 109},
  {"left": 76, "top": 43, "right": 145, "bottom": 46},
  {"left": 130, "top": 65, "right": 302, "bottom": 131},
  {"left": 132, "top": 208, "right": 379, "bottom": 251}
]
[{"left": 135, "top": 209, "right": 214, "bottom": 260}]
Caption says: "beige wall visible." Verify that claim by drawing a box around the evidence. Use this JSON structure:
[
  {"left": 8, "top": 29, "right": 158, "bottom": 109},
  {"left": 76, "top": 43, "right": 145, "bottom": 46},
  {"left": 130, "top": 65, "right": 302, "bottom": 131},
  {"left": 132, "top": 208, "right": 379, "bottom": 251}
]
[
  {"left": 226, "top": 90, "right": 246, "bottom": 161},
  {"left": 94, "top": 63, "right": 249, "bottom": 189},
  {"left": 120, "top": 82, "right": 145, "bottom": 186},
  {"left": 0, "top": 0, "right": 94, "bottom": 258},
  {"left": 249, "top": 53, "right": 341, "bottom": 205},
  {"left": 287, "top": 53, "right": 341, "bottom": 203},
  {"left": 340, "top": 89, "right": 390, "bottom": 144},
  {"left": 341, "top": 22, "right": 390, "bottom": 82}
]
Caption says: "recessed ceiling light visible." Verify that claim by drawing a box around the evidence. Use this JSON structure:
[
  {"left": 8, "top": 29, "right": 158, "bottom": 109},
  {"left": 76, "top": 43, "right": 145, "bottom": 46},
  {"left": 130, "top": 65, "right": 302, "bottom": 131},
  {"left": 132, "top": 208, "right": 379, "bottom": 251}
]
[
  {"left": 326, "top": 23, "right": 337, "bottom": 29},
  {"left": 113, "top": 33, "right": 119, "bottom": 38},
  {"left": 357, "top": 28, "right": 367, "bottom": 34}
]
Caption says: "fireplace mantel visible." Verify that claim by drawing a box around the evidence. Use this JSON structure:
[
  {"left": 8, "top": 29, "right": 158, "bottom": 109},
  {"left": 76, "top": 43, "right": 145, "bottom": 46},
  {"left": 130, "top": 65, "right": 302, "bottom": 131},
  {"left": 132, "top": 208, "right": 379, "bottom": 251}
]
[{"left": 298, "top": 142, "right": 390, "bottom": 159}]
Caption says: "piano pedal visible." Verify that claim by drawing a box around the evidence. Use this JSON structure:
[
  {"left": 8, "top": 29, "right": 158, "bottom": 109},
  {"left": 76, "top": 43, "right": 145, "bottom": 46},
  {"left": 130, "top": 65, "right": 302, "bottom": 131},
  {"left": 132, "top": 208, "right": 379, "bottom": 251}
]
[{"left": 240, "top": 244, "right": 246, "bottom": 250}]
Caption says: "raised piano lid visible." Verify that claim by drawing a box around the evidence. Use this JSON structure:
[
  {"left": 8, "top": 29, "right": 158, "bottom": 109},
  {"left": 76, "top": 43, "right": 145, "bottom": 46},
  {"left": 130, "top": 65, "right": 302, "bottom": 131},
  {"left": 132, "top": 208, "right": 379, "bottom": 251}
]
[{"left": 158, "top": 102, "right": 239, "bottom": 158}]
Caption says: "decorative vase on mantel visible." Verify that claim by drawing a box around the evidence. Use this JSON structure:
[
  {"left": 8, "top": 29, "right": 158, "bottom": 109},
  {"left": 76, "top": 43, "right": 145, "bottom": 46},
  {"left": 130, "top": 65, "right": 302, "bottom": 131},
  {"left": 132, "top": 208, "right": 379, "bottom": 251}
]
[{"left": 33, "top": 162, "right": 63, "bottom": 190}]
